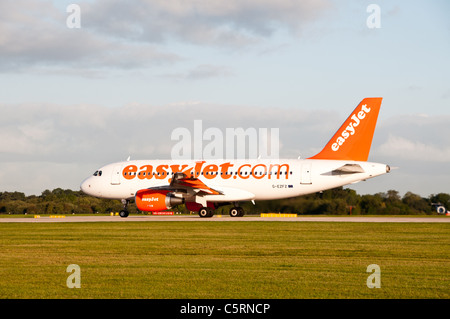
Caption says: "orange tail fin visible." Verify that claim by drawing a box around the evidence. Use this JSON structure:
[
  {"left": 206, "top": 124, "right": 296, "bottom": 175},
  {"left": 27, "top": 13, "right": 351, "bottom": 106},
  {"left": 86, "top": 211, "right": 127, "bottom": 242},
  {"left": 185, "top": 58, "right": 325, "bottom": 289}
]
[{"left": 309, "top": 97, "right": 382, "bottom": 161}]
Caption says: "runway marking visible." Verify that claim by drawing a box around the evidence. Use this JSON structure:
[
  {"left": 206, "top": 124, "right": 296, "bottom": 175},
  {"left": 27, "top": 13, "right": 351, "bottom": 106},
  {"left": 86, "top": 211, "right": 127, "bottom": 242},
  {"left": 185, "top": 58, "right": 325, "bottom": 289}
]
[{"left": 0, "top": 215, "right": 448, "bottom": 223}]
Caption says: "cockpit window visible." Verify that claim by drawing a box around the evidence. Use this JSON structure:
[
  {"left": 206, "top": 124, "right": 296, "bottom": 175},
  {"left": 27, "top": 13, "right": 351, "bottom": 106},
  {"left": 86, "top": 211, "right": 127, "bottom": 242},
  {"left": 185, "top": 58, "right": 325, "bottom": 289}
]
[{"left": 93, "top": 170, "right": 103, "bottom": 177}]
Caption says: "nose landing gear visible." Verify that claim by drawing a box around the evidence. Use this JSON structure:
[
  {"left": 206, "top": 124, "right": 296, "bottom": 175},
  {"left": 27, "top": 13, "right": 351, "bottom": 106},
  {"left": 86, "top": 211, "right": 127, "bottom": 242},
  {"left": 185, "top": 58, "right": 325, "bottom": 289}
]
[{"left": 119, "top": 199, "right": 129, "bottom": 218}]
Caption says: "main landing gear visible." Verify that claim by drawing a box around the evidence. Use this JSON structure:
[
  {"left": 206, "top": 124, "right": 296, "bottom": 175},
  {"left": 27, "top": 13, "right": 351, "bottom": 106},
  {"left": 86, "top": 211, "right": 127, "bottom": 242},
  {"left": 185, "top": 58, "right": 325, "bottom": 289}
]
[
  {"left": 119, "top": 199, "right": 129, "bottom": 218},
  {"left": 197, "top": 205, "right": 245, "bottom": 218}
]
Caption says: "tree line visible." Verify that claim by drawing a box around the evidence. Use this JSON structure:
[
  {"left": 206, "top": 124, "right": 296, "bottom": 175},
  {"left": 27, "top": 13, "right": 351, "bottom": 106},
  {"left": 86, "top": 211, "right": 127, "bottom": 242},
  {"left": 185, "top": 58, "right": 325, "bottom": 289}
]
[{"left": 1, "top": 187, "right": 448, "bottom": 216}]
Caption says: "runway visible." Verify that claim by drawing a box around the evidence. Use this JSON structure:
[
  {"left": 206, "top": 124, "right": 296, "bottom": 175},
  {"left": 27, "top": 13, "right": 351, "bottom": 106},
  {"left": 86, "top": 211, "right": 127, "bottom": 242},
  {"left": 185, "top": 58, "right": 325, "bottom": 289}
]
[{"left": 0, "top": 215, "right": 449, "bottom": 223}]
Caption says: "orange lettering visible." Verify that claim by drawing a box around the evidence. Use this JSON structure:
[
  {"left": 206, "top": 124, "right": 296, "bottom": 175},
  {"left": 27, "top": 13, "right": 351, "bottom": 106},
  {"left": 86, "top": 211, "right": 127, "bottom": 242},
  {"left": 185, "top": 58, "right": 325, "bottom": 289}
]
[
  {"left": 238, "top": 164, "right": 251, "bottom": 179},
  {"left": 203, "top": 164, "right": 218, "bottom": 179},
  {"left": 155, "top": 164, "right": 169, "bottom": 180},
  {"left": 122, "top": 161, "right": 291, "bottom": 182},
  {"left": 123, "top": 165, "right": 137, "bottom": 180},
  {"left": 269, "top": 164, "right": 289, "bottom": 179},
  {"left": 194, "top": 161, "right": 206, "bottom": 178},
  {"left": 252, "top": 164, "right": 267, "bottom": 180},
  {"left": 220, "top": 162, "right": 233, "bottom": 179},
  {"left": 139, "top": 165, "right": 153, "bottom": 180}
]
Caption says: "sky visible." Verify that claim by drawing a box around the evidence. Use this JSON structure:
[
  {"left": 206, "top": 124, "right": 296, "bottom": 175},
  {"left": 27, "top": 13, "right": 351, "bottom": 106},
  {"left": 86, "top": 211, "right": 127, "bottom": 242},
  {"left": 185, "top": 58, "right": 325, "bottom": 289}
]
[{"left": 0, "top": 0, "right": 449, "bottom": 197}]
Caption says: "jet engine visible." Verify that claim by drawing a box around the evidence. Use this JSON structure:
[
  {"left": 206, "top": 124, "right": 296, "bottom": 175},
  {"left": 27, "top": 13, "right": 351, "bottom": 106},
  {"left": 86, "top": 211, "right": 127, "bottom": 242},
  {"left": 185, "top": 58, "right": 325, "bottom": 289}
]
[{"left": 135, "top": 189, "right": 184, "bottom": 212}]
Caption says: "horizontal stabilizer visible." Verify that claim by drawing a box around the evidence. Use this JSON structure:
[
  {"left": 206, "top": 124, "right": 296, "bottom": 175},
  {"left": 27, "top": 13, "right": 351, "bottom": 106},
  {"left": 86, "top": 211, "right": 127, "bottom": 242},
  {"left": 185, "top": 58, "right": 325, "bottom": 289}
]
[{"left": 332, "top": 164, "right": 365, "bottom": 175}]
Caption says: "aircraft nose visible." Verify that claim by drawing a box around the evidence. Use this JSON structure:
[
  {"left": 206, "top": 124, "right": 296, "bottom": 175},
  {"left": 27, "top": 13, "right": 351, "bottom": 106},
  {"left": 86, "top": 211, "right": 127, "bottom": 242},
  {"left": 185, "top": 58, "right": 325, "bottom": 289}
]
[{"left": 80, "top": 178, "right": 92, "bottom": 195}]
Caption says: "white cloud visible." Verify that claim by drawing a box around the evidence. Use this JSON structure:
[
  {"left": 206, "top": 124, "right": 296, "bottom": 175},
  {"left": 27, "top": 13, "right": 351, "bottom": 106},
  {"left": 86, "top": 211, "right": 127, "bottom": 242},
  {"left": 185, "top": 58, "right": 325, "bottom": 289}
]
[
  {"left": 374, "top": 114, "right": 450, "bottom": 163},
  {"left": 0, "top": 0, "right": 332, "bottom": 74},
  {"left": 378, "top": 135, "right": 450, "bottom": 163},
  {"left": 85, "top": 0, "right": 332, "bottom": 44},
  {"left": 0, "top": 161, "right": 94, "bottom": 195},
  {"left": 161, "top": 64, "right": 233, "bottom": 80},
  {"left": 0, "top": 1, "right": 180, "bottom": 73}
]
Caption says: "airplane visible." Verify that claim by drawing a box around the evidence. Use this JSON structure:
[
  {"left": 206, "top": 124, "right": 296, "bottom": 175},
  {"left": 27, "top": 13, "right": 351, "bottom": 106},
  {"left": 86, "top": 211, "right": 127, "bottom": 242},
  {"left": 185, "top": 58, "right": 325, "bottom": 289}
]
[{"left": 80, "top": 97, "right": 390, "bottom": 218}]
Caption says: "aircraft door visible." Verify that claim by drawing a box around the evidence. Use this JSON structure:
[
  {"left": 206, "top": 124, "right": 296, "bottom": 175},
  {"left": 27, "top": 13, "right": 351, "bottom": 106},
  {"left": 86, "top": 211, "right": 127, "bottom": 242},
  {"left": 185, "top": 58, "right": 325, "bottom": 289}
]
[
  {"left": 111, "top": 165, "right": 122, "bottom": 185},
  {"left": 300, "top": 163, "right": 312, "bottom": 185}
]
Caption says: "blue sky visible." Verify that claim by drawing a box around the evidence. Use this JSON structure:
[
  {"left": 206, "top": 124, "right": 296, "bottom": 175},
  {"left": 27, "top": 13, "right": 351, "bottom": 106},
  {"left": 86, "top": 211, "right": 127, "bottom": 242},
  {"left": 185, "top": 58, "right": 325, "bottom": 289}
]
[{"left": 0, "top": 0, "right": 449, "bottom": 197}]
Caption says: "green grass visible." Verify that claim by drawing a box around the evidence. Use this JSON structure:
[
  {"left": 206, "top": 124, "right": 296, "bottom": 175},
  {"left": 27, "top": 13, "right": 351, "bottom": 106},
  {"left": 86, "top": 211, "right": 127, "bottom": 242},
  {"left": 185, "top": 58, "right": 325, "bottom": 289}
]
[{"left": 0, "top": 221, "right": 448, "bottom": 299}]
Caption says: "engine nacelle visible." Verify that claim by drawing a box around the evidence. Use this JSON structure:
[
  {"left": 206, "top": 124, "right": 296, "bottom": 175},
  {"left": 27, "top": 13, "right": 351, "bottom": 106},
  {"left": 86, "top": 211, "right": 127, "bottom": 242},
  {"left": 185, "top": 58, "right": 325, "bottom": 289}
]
[{"left": 135, "top": 189, "right": 184, "bottom": 212}]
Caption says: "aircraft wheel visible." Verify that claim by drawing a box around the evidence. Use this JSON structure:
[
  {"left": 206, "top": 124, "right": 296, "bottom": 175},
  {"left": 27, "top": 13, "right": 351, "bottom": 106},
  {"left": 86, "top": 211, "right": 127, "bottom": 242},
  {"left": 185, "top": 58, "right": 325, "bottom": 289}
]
[
  {"left": 437, "top": 206, "right": 446, "bottom": 215},
  {"left": 238, "top": 207, "right": 245, "bottom": 217},
  {"left": 199, "top": 207, "right": 214, "bottom": 218},
  {"left": 229, "top": 207, "right": 241, "bottom": 217},
  {"left": 119, "top": 210, "right": 129, "bottom": 218}
]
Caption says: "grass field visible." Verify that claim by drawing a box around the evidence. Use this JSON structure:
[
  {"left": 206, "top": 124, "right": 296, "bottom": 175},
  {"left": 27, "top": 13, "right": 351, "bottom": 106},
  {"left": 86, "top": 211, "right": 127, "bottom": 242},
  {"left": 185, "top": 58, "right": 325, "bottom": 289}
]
[{"left": 0, "top": 221, "right": 448, "bottom": 299}]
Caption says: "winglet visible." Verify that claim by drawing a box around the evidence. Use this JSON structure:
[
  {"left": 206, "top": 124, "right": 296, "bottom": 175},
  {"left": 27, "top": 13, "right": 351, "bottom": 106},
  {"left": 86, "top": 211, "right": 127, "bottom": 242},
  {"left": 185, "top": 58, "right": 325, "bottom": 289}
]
[{"left": 308, "top": 98, "right": 382, "bottom": 161}]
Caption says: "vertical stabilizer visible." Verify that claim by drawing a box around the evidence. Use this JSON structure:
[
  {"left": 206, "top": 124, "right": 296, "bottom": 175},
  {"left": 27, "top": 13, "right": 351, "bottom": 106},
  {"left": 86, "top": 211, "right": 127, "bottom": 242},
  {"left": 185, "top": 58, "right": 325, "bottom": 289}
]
[{"left": 308, "top": 98, "right": 382, "bottom": 161}]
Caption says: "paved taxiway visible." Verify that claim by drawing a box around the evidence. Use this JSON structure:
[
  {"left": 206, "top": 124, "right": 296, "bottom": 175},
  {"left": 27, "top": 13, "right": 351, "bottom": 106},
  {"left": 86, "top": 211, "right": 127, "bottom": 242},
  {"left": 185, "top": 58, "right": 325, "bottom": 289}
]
[{"left": 0, "top": 215, "right": 449, "bottom": 223}]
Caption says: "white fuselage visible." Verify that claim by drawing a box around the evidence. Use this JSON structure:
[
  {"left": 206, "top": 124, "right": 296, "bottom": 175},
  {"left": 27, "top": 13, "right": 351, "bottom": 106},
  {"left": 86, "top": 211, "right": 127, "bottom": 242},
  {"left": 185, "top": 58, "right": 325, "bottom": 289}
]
[{"left": 80, "top": 158, "right": 389, "bottom": 203}]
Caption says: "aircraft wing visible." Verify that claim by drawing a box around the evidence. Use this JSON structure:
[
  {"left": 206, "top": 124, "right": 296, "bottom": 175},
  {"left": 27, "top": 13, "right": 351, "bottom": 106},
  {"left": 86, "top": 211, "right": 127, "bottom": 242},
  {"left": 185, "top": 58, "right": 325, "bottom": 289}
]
[
  {"left": 170, "top": 172, "right": 223, "bottom": 196},
  {"left": 142, "top": 172, "right": 256, "bottom": 203},
  {"left": 145, "top": 172, "right": 223, "bottom": 197}
]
